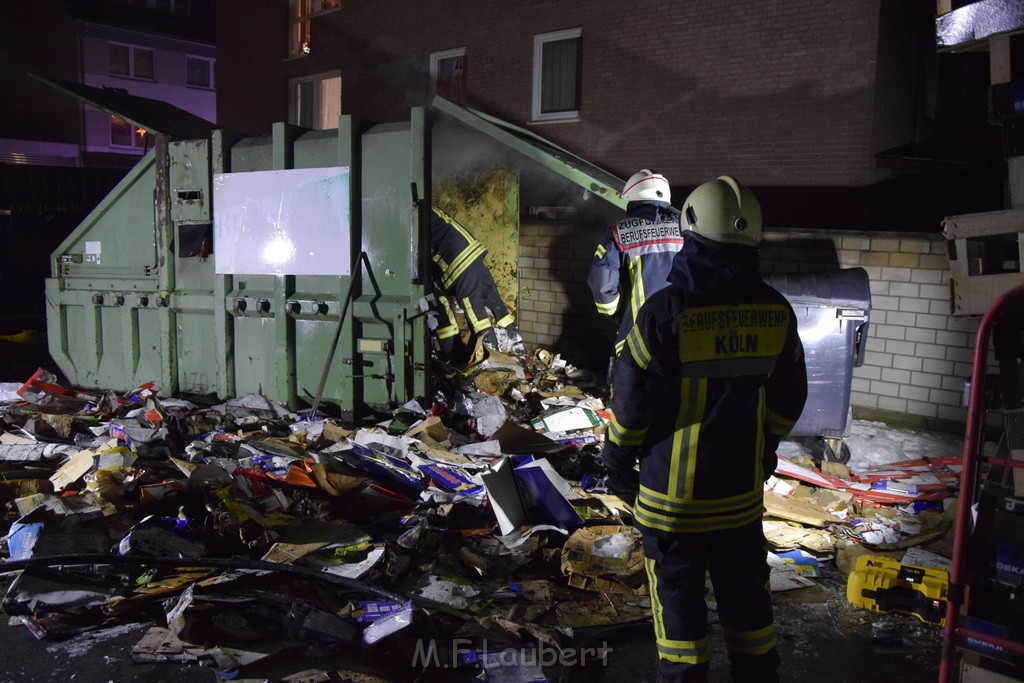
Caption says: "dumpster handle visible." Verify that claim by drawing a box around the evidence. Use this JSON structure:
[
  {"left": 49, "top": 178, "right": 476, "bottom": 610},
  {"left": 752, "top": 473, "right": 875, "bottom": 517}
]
[
  {"left": 310, "top": 251, "right": 368, "bottom": 416},
  {"left": 852, "top": 320, "right": 869, "bottom": 367}
]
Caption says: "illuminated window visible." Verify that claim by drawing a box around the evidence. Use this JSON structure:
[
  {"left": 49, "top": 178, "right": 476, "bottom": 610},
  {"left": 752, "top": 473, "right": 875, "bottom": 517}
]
[
  {"left": 289, "top": 0, "right": 343, "bottom": 57},
  {"left": 110, "top": 115, "right": 147, "bottom": 150},
  {"left": 531, "top": 28, "right": 581, "bottom": 122},
  {"left": 109, "top": 42, "right": 155, "bottom": 80},
  {"left": 291, "top": 73, "right": 342, "bottom": 129},
  {"left": 430, "top": 48, "right": 467, "bottom": 104},
  {"left": 186, "top": 55, "right": 214, "bottom": 88}
]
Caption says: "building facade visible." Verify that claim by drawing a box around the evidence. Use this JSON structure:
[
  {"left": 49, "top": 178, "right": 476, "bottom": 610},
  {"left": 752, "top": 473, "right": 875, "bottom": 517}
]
[
  {"left": 0, "top": 0, "right": 215, "bottom": 331},
  {"left": 216, "top": 0, "right": 1004, "bottom": 232}
]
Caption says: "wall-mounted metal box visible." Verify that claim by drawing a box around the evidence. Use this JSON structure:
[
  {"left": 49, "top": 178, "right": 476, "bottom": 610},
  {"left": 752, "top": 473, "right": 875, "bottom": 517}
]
[{"left": 943, "top": 208, "right": 1024, "bottom": 317}]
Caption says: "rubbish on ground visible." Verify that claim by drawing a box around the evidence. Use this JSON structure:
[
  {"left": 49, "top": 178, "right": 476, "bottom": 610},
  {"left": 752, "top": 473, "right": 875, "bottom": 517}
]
[
  {"left": 768, "top": 553, "right": 817, "bottom": 592},
  {"left": 560, "top": 525, "right": 645, "bottom": 595},
  {"left": 0, "top": 346, "right": 968, "bottom": 678},
  {"left": 481, "top": 456, "right": 584, "bottom": 536}
]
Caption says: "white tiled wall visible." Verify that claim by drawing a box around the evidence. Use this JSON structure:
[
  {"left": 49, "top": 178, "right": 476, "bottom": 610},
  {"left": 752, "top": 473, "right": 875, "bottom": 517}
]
[{"left": 761, "top": 230, "right": 986, "bottom": 431}]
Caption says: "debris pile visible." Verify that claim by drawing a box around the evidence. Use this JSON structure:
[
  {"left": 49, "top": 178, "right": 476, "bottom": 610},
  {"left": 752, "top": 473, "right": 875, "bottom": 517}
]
[{"left": 0, "top": 349, "right": 964, "bottom": 681}]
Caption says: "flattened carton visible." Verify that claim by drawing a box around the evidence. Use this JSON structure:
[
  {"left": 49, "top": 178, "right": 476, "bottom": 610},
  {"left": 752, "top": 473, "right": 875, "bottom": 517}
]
[{"left": 560, "top": 524, "right": 646, "bottom": 595}]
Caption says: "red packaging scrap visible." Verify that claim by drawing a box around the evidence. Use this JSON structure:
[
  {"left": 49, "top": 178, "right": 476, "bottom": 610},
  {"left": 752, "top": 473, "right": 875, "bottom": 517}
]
[
  {"left": 16, "top": 369, "right": 98, "bottom": 409},
  {"left": 774, "top": 455, "right": 959, "bottom": 505},
  {"left": 142, "top": 408, "right": 164, "bottom": 427}
]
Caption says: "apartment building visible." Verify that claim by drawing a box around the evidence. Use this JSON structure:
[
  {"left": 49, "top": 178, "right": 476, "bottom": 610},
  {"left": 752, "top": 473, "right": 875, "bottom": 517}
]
[{"left": 216, "top": 0, "right": 1004, "bottom": 232}]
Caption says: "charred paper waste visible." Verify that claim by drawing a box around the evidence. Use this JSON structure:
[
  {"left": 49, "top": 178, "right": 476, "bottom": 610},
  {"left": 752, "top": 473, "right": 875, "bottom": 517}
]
[{"left": 0, "top": 344, "right": 965, "bottom": 680}]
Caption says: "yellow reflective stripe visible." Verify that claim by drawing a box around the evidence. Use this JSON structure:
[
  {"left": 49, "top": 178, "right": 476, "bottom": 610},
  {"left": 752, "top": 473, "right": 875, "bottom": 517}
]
[
  {"left": 462, "top": 297, "right": 493, "bottom": 333},
  {"left": 634, "top": 502, "right": 764, "bottom": 533},
  {"left": 608, "top": 412, "right": 646, "bottom": 447},
  {"left": 614, "top": 337, "right": 626, "bottom": 355},
  {"left": 436, "top": 296, "right": 459, "bottom": 338},
  {"left": 433, "top": 206, "right": 478, "bottom": 246},
  {"left": 595, "top": 244, "right": 607, "bottom": 258},
  {"left": 764, "top": 407, "right": 796, "bottom": 436},
  {"left": 626, "top": 326, "right": 652, "bottom": 369},
  {"left": 722, "top": 623, "right": 777, "bottom": 655},
  {"left": 667, "top": 377, "right": 705, "bottom": 500},
  {"left": 755, "top": 385, "right": 766, "bottom": 487},
  {"left": 646, "top": 558, "right": 666, "bottom": 641},
  {"left": 436, "top": 325, "right": 459, "bottom": 339},
  {"left": 630, "top": 258, "right": 645, "bottom": 322},
  {"left": 655, "top": 637, "right": 709, "bottom": 664},
  {"left": 637, "top": 486, "right": 763, "bottom": 512},
  {"left": 596, "top": 295, "right": 620, "bottom": 315},
  {"left": 495, "top": 313, "right": 515, "bottom": 328},
  {"left": 441, "top": 242, "right": 486, "bottom": 288}
]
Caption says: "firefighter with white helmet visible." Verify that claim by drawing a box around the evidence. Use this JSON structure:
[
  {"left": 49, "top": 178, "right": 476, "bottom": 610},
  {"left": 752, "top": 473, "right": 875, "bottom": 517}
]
[
  {"left": 602, "top": 176, "right": 808, "bottom": 682},
  {"left": 587, "top": 169, "right": 684, "bottom": 359}
]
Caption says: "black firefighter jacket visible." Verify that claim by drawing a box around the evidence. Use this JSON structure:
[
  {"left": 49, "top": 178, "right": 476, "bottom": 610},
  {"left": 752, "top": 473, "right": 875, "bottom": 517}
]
[{"left": 602, "top": 234, "right": 808, "bottom": 536}]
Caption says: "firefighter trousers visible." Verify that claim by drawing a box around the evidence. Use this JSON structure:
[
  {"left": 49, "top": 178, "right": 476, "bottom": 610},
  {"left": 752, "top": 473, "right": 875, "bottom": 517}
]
[
  {"left": 642, "top": 520, "right": 780, "bottom": 683},
  {"left": 447, "top": 258, "right": 515, "bottom": 347}
]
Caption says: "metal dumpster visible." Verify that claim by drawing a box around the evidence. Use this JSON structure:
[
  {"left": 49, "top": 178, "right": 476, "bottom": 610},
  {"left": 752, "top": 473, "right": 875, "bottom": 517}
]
[
  {"left": 42, "top": 93, "right": 626, "bottom": 415},
  {"left": 765, "top": 267, "right": 871, "bottom": 462}
]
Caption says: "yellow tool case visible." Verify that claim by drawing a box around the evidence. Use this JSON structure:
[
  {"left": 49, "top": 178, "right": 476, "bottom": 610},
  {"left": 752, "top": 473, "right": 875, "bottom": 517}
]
[{"left": 846, "top": 555, "right": 949, "bottom": 625}]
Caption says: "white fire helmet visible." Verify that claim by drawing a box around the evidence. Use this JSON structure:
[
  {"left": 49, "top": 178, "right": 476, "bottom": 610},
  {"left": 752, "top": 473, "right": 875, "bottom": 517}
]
[{"left": 621, "top": 169, "right": 671, "bottom": 203}]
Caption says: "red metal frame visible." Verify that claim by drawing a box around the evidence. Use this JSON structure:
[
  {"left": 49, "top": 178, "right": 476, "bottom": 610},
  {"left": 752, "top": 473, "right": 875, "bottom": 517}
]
[{"left": 939, "top": 281, "right": 1024, "bottom": 682}]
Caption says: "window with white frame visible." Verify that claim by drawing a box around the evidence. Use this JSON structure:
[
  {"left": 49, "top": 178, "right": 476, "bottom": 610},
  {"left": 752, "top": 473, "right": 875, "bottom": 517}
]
[
  {"left": 430, "top": 48, "right": 467, "bottom": 104},
  {"left": 289, "top": 0, "right": 343, "bottom": 57},
  {"left": 110, "top": 115, "right": 148, "bottom": 150},
  {"left": 108, "top": 42, "right": 155, "bottom": 80},
  {"left": 290, "top": 73, "right": 342, "bottom": 130},
  {"left": 186, "top": 55, "right": 214, "bottom": 89},
  {"left": 531, "top": 28, "right": 581, "bottom": 122}
]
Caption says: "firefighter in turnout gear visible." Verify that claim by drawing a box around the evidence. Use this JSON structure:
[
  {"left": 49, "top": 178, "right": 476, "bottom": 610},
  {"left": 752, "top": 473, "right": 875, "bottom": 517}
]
[
  {"left": 430, "top": 206, "right": 522, "bottom": 357},
  {"left": 601, "top": 176, "right": 807, "bottom": 682},
  {"left": 587, "top": 170, "right": 684, "bottom": 358}
]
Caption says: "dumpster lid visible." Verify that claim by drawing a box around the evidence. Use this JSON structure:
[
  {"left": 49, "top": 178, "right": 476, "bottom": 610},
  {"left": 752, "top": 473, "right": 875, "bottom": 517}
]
[
  {"left": 765, "top": 267, "right": 872, "bottom": 310},
  {"left": 30, "top": 73, "right": 217, "bottom": 140},
  {"left": 432, "top": 96, "right": 677, "bottom": 214}
]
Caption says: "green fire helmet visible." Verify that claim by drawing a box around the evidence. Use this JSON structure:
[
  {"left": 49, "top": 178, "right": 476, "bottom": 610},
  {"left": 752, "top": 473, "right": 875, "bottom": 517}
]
[{"left": 681, "top": 175, "right": 762, "bottom": 246}]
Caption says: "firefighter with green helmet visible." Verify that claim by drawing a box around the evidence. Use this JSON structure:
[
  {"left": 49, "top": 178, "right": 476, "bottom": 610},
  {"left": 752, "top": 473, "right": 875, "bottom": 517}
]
[{"left": 601, "top": 176, "right": 808, "bottom": 682}]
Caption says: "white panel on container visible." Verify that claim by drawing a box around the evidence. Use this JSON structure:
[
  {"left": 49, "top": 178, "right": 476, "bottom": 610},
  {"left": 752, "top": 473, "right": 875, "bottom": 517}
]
[{"left": 213, "top": 167, "right": 351, "bottom": 276}]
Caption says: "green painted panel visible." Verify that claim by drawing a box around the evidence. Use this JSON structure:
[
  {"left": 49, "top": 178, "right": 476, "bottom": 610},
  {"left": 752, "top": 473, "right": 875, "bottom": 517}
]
[
  {"left": 229, "top": 136, "right": 273, "bottom": 172},
  {"left": 175, "top": 308, "right": 219, "bottom": 395},
  {"left": 169, "top": 140, "right": 211, "bottom": 223},
  {"left": 52, "top": 152, "right": 158, "bottom": 274},
  {"left": 232, "top": 313, "right": 280, "bottom": 399},
  {"left": 294, "top": 130, "right": 345, "bottom": 169}
]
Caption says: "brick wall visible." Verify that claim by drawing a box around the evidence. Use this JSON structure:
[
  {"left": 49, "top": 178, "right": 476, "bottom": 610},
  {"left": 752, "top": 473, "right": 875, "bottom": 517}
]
[
  {"left": 760, "top": 230, "right": 980, "bottom": 433},
  {"left": 276, "top": 0, "right": 889, "bottom": 191},
  {"left": 518, "top": 224, "right": 985, "bottom": 434},
  {"left": 518, "top": 220, "right": 616, "bottom": 373},
  {"left": 216, "top": 1, "right": 970, "bottom": 231}
]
